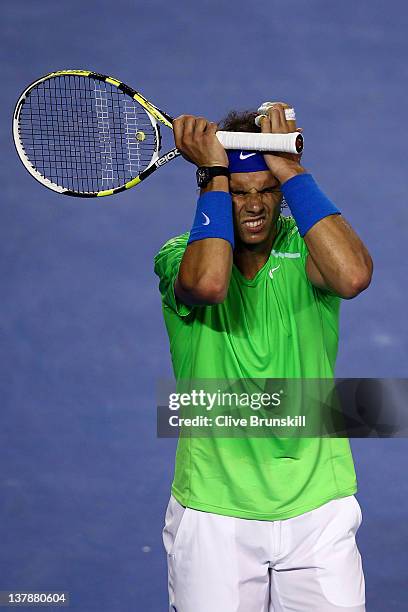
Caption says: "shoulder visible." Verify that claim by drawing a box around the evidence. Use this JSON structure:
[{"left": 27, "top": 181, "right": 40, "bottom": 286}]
[
  {"left": 272, "top": 215, "right": 307, "bottom": 260},
  {"left": 155, "top": 232, "right": 190, "bottom": 258},
  {"left": 276, "top": 216, "right": 340, "bottom": 305},
  {"left": 154, "top": 232, "right": 189, "bottom": 277}
]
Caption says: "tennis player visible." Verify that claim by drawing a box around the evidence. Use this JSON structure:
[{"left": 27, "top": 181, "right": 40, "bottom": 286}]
[{"left": 154, "top": 103, "right": 373, "bottom": 612}]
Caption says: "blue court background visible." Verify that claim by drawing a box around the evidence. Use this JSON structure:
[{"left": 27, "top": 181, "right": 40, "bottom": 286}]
[{"left": 0, "top": 0, "right": 407, "bottom": 610}]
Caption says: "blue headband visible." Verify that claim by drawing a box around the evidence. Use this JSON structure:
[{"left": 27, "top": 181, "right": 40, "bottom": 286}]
[{"left": 227, "top": 150, "right": 270, "bottom": 173}]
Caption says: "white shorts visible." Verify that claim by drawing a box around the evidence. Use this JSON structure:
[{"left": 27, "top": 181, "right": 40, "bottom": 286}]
[{"left": 163, "top": 495, "right": 365, "bottom": 612}]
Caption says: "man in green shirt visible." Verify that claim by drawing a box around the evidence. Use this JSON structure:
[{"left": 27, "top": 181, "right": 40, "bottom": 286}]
[{"left": 155, "top": 103, "right": 372, "bottom": 611}]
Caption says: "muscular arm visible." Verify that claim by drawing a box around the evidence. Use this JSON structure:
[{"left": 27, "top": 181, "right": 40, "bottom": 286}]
[
  {"left": 173, "top": 116, "right": 233, "bottom": 306},
  {"left": 176, "top": 240, "right": 232, "bottom": 305},
  {"left": 304, "top": 215, "right": 373, "bottom": 298},
  {"left": 259, "top": 102, "right": 373, "bottom": 299}
]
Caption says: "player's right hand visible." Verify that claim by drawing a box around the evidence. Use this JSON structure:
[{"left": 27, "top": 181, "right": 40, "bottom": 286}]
[{"left": 173, "top": 115, "right": 229, "bottom": 168}]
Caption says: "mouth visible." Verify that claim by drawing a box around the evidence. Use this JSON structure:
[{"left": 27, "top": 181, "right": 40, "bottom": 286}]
[{"left": 242, "top": 216, "right": 266, "bottom": 234}]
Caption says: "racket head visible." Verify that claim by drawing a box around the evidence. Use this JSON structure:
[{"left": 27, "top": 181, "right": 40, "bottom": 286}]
[{"left": 13, "top": 70, "right": 173, "bottom": 197}]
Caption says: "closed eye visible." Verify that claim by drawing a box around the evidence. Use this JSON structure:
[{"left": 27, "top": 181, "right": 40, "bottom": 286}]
[
  {"left": 230, "top": 187, "right": 281, "bottom": 197},
  {"left": 261, "top": 187, "right": 280, "bottom": 193}
]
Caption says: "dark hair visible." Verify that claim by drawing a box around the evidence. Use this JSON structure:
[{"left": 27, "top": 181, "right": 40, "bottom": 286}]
[{"left": 217, "top": 110, "right": 261, "bottom": 133}]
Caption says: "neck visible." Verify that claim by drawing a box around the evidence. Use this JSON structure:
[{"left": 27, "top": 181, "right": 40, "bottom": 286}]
[{"left": 234, "top": 222, "right": 279, "bottom": 280}]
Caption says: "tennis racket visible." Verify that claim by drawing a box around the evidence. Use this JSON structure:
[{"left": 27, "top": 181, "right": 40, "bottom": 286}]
[{"left": 13, "top": 70, "right": 304, "bottom": 198}]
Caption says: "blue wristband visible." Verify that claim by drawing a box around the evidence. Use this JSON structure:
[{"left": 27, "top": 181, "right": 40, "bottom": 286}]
[
  {"left": 281, "top": 173, "right": 341, "bottom": 237},
  {"left": 187, "top": 191, "right": 234, "bottom": 249}
]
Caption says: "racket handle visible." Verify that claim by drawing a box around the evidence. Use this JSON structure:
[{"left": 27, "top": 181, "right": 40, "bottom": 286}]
[{"left": 216, "top": 131, "right": 303, "bottom": 154}]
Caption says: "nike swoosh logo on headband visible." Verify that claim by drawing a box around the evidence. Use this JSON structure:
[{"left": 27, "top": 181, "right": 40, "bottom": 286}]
[{"left": 239, "top": 152, "right": 257, "bottom": 160}]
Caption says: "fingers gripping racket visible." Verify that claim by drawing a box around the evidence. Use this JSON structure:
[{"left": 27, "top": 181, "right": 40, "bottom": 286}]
[{"left": 13, "top": 70, "right": 304, "bottom": 197}]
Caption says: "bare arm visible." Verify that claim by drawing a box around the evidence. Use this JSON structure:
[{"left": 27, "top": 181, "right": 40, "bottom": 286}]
[
  {"left": 304, "top": 215, "right": 373, "bottom": 298},
  {"left": 173, "top": 115, "right": 233, "bottom": 306},
  {"left": 259, "top": 103, "right": 373, "bottom": 299}
]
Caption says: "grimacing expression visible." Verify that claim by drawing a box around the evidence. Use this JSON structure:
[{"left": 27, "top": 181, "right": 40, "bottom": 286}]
[{"left": 229, "top": 171, "right": 282, "bottom": 245}]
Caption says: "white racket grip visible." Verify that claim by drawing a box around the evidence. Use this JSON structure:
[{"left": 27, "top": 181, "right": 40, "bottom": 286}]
[{"left": 216, "top": 131, "right": 303, "bottom": 154}]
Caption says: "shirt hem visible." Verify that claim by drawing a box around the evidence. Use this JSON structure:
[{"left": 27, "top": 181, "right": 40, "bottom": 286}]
[{"left": 171, "top": 484, "right": 358, "bottom": 521}]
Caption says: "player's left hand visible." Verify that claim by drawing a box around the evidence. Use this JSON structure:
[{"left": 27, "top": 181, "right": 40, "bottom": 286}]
[{"left": 258, "top": 102, "right": 306, "bottom": 185}]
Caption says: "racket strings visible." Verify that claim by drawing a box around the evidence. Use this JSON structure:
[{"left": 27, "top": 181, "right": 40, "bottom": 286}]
[{"left": 18, "top": 75, "right": 157, "bottom": 193}]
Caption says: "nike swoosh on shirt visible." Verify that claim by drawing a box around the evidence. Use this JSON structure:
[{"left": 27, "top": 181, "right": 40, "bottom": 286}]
[
  {"left": 239, "top": 152, "right": 257, "bottom": 160},
  {"left": 201, "top": 212, "right": 210, "bottom": 225},
  {"left": 269, "top": 265, "right": 280, "bottom": 279}
]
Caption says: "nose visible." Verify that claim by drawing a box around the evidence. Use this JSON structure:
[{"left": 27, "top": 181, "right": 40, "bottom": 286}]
[{"left": 244, "top": 192, "right": 265, "bottom": 213}]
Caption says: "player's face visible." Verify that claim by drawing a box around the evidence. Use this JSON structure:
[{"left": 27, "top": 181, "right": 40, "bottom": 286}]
[{"left": 230, "top": 171, "right": 282, "bottom": 246}]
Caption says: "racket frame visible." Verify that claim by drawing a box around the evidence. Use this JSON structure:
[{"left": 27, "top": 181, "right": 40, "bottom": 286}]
[{"left": 13, "top": 70, "right": 180, "bottom": 197}]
